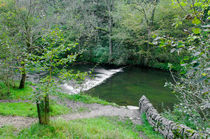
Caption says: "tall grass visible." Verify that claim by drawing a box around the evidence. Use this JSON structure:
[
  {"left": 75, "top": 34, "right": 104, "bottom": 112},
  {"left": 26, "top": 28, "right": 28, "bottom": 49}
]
[{"left": 18, "top": 117, "right": 141, "bottom": 139}]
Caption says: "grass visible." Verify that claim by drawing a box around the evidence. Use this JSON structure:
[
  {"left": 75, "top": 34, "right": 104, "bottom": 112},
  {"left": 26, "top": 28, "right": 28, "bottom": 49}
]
[
  {"left": 0, "top": 125, "right": 18, "bottom": 139},
  {"left": 0, "top": 82, "right": 163, "bottom": 138},
  {"left": 0, "top": 81, "right": 116, "bottom": 118},
  {"left": 0, "top": 102, "right": 70, "bottom": 117},
  {"left": 18, "top": 117, "right": 141, "bottom": 139},
  {"left": 0, "top": 102, "right": 36, "bottom": 117},
  {"left": 0, "top": 81, "right": 118, "bottom": 106},
  {"left": 136, "top": 114, "right": 163, "bottom": 139},
  {"left": 0, "top": 82, "right": 33, "bottom": 100},
  {"left": 0, "top": 81, "right": 118, "bottom": 118},
  {"left": 53, "top": 91, "right": 118, "bottom": 106},
  {"left": 0, "top": 116, "right": 164, "bottom": 139}
]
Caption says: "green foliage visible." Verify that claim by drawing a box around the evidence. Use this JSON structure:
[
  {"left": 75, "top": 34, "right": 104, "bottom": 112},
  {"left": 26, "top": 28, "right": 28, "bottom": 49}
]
[
  {"left": 92, "top": 47, "right": 109, "bottom": 63},
  {"left": 162, "top": 105, "right": 208, "bottom": 130},
  {"left": 18, "top": 117, "right": 141, "bottom": 139},
  {"left": 38, "top": 0, "right": 192, "bottom": 67},
  {"left": 31, "top": 28, "right": 83, "bottom": 97},
  {"left": 163, "top": 29, "right": 209, "bottom": 131},
  {"left": 149, "top": 62, "right": 182, "bottom": 71},
  {"left": 0, "top": 0, "right": 20, "bottom": 93},
  {"left": 159, "top": 0, "right": 210, "bottom": 132},
  {"left": 155, "top": 0, "right": 192, "bottom": 37},
  {"left": 0, "top": 0, "right": 204, "bottom": 71},
  {"left": 30, "top": 28, "right": 87, "bottom": 124}
]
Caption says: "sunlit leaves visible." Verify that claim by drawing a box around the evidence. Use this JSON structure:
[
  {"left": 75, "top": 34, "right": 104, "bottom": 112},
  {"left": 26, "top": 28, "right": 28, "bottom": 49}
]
[
  {"left": 192, "top": 18, "right": 201, "bottom": 25},
  {"left": 192, "top": 28, "right": 201, "bottom": 34}
]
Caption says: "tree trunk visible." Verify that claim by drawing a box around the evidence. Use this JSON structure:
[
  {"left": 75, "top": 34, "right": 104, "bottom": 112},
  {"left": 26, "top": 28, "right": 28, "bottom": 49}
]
[
  {"left": 150, "top": 4, "right": 157, "bottom": 26},
  {"left": 108, "top": 31, "right": 112, "bottom": 61},
  {"left": 108, "top": 0, "right": 113, "bottom": 62},
  {"left": 19, "top": 63, "right": 26, "bottom": 89},
  {"left": 36, "top": 99, "right": 41, "bottom": 123},
  {"left": 36, "top": 94, "right": 50, "bottom": 125}
]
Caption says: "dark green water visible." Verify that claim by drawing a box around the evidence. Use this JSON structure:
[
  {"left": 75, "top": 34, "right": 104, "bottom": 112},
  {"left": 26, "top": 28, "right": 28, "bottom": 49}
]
[{"left": 87, "top": 66, "right": 177, "bottom": 111}]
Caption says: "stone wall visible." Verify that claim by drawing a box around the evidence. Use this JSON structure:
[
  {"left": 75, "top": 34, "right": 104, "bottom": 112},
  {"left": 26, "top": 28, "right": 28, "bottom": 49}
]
[{"left": 139, "top": 96, "right": 208, "bottom": 139}]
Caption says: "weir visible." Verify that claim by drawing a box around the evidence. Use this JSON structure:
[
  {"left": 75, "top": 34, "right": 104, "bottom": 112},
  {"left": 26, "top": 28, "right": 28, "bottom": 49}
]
[{"left": 62, "top": 68, "right": 123, "bottom": 94}]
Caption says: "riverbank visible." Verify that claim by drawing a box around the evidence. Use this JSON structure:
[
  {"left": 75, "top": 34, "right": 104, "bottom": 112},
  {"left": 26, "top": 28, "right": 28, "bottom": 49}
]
[
  {"left": 0, "top": 83, "right": 163, "bottom": 138},
  {"left": 72, "top": 61, "right": 181, "bottom": 71}
]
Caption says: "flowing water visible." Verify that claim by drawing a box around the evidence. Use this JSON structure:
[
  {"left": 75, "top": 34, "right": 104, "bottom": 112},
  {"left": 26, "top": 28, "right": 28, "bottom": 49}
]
[{"left": 61, "top": 65, "right": 177, "bottom": 111}]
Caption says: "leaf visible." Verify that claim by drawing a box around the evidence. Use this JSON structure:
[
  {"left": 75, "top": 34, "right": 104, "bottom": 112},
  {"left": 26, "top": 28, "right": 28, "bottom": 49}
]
[
  {"left": 180, "top": 70, "right": 186, "bottom": 75},
  {"left": 183, "top": 56, "right": 189, "bottom": 61},
  {"left": 152, "top": 34, "right": 157, "bottom": 38},
  {"left": 201, "top": 73, "right": 207, "bottom": 76},
  {"left": 177, "top": 41, "right": 184, "bottom": 48},
  {"left": 180, "top": 2, "right": 187, "bottom": 7},
  {"left": 192, "top": 18, "right": 201, "bottom": 25},
  {"left": 192, "top": 28, "right": 201, "bottom": 34}
]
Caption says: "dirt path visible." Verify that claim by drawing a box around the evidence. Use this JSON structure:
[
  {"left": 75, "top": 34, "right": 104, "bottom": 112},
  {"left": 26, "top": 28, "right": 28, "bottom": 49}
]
[
  {"left": 0, "top": 115, "right": 37, "bottom": 129},
  {"left": 0, "top": 97, "right": 141, "bottom": 129},
  {"left": 55, "top": 104, "right": 141, "bottom": 124}
]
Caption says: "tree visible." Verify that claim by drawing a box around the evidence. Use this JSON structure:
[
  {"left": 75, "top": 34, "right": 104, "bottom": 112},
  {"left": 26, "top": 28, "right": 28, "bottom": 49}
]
[
  {"left": 155, "top": 0, "right": 209, "bottom": 131},
  {"left": 33, "top": 29, "right": 87, "bottom": 124},
  {"left": 0, "top": 0, "right": 22, "bottom": 92},
  {"left": 0, "top": 35, "right": 18, "bottom": 95},
  {"left": 131, "top": 0, "right": 159, "bottom": 65},
  {"left": 15, "top": 0, "right": 49, "bottom": 89},
  {"left": 104, "top": 0, "right": 114, "bottom": 61},
  {"left": 0, "top": 0, "right": 49, "bottom": 89}
]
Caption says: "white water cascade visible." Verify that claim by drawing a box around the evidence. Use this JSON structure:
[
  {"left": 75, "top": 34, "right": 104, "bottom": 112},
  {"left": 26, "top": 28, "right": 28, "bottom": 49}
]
[{"left": 61, "top": 68, "right": 123, "bottom": 94}]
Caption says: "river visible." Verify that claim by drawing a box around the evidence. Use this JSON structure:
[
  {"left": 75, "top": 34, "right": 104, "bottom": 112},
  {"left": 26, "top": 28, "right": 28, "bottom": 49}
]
[{"left": 61, "top": 65, "right": 177, "bottom": 111}]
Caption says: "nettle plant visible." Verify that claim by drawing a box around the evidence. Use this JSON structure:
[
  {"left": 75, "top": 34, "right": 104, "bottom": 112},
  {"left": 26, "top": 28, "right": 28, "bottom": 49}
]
[
  {"left": 161, "top": 29, "right": 209, "bottom": 131},
  {"left": 30, "top": 29, "right": 87, "bottom": 125},
  {"left": 153, "top": 0, "right": 209, "bottom": 131}
]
